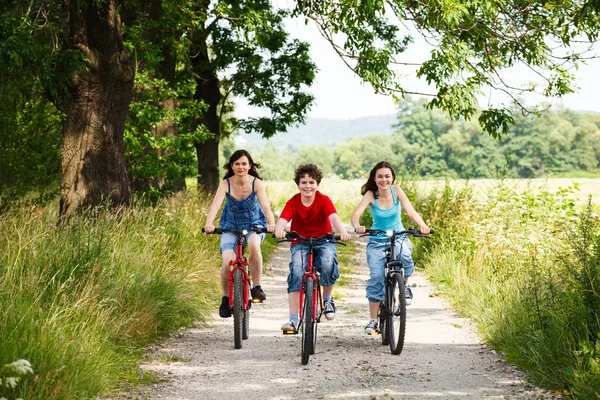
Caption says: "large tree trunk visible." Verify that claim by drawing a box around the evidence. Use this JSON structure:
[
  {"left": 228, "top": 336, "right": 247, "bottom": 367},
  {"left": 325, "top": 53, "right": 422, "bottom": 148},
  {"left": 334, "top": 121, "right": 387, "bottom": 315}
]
[
  {"left": 59, "top": 0, "right": 134, "bottom": 218},
  {"left": 192, "top": 29, "right": 222, "bottom": 191}
]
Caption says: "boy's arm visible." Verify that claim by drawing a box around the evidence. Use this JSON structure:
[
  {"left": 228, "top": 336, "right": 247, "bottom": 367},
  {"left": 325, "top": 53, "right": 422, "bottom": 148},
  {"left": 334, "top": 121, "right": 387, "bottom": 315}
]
[{"left": 329, "top": 213, "right": 351, "bottom": 241}]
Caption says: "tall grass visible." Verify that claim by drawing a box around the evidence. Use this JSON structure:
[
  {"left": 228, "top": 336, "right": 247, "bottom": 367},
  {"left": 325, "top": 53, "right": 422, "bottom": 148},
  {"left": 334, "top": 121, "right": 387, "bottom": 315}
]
[
  {"left": 418, "top": 179, "right": 600, "bottom": 398},
  {"left": 0, "top": 194, "right": 221, "bottom": 399}
]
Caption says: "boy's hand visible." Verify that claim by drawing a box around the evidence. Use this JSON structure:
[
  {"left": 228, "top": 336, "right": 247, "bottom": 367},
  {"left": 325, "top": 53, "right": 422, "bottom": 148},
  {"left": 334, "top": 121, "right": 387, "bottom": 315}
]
[
  {"left": 275, "top": 230, "right": 287, "bottom": 239},
  {"left": 204, "top": 224, "right": 215, "bottom": 233},
  {"left": 339, "top": 232, "right": 352, "bottom": 241}
]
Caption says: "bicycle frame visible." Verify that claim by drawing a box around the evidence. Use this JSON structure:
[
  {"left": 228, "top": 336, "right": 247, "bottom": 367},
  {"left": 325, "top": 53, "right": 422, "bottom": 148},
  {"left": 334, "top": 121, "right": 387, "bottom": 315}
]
[
  {"left": 298, "top": 243, "right": 323, "bottom": 325},
  {"left": 227, "top": 237, "right": 250, "bottom": 310}
]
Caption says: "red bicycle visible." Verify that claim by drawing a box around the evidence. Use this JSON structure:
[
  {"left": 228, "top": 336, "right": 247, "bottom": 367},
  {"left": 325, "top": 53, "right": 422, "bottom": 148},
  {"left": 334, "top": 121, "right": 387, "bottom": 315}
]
[
  {"left": 204, "top": 226, "right": 266, "bottom": 349},
  {"left": 277, "top": 232, "right": 345, "bottom": 365}
]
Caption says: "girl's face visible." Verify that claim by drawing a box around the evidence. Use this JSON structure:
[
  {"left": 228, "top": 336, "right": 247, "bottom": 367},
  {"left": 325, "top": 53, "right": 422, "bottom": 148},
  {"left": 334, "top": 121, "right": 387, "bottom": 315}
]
[
  {"left": 232, "top": 156, "right": 250, "bottom": 176},
  {"left": 374, "top": 168, "right": 394, "bottom": 190}
]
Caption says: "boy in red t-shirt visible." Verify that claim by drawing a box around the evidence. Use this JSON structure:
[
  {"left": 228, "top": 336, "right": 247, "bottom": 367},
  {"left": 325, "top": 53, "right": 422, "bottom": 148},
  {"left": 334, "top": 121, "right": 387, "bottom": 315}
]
[{"left": 275, "top": 164, "right": 351, "bottom": 333}]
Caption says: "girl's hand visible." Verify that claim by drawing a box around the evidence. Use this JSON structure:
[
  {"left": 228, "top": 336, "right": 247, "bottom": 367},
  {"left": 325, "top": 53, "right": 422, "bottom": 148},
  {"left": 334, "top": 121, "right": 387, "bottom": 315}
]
[
  {"left": 204, "top": 224, "right": 215, "bottom": 233},
  {"left": 266, "top": 224, "right": 276, "bottom": 233},
  {"left": 354, "top": 225, "right": 366, "bottom": 234},
  {"left": 420, "top": 225, "right": 430, "bottom": 235}
]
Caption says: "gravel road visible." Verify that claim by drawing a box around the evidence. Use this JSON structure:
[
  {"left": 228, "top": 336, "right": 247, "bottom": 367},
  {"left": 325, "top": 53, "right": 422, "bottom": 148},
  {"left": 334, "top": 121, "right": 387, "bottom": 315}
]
[{"left": 129, "top": 238, "right": 560, "bottom": 400}]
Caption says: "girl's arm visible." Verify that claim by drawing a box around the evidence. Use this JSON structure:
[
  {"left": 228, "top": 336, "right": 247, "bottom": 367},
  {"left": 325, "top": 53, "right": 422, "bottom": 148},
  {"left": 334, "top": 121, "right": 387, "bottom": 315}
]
[
  {"left": 203, "top": 180, "right": 227, "bottom": 232},
  {"left": 395, "top": 185, "right": 430, "bottom": 234},
  {"left": 254, "top": 178, "right": 276, "bottom": 232},
  {"left": 350, "top": 191, "right": 374, "bottom": 234}
]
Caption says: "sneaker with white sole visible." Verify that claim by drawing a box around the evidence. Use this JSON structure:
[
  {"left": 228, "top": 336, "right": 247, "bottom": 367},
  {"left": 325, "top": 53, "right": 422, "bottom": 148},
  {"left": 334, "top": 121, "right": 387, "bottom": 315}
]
[
  {"left": 364, "top": 319, "right": 378, "bottom": 334},
  {"left": 324, "top": 299, "right": 336, "bottom": 320},
  {"left": 281, "top": 320, "right": 299, "bottom": 334},
  {"left": 405, "top": 286, "right": 413, "bottom": 306}
]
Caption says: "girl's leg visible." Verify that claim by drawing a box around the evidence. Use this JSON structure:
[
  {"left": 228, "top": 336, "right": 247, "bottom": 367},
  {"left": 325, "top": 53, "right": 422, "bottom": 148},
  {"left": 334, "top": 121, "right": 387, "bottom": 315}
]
[
  {"left": 247, "top": 234, "right": 263, "bottom": 286},
  {"left": 220, "top": 250, "right": 236, "bottom": 294}
]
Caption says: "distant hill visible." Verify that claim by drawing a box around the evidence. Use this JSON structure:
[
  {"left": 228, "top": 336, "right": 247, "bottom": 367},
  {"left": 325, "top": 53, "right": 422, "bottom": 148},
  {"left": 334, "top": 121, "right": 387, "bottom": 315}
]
[{"left": 237, "top": 114, "right": 397, "bottom": 150}]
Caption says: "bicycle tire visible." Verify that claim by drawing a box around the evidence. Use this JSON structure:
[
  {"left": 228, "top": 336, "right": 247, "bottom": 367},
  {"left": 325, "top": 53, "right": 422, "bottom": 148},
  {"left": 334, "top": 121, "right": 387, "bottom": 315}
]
[
  {"left": 242, "top": 283, "right": 250, "bottom": 340},
  {"left": 233, "top": 268, "right": 244, "bottom": 349},
  {"left": 388, "top": 273, "right": 406, "bottom": 355},
  {"left": 379, "top": 302, "right": 389, "bottom": 346},
  {"left": 301, "top": 278, "right": 315, "bottom": 365}
]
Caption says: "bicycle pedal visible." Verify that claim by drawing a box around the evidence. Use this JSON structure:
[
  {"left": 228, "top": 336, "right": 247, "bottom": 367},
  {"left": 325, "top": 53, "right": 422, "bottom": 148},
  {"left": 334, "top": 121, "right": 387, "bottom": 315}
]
[
  {"left": 252, "top": 298, "right": 263, "bottom": 303},
  {"left": 282, "top": 329, "right": 298, "bottom": 335},
  {"left": 367, "top": 331, "right": 381, "bottom": 336}
]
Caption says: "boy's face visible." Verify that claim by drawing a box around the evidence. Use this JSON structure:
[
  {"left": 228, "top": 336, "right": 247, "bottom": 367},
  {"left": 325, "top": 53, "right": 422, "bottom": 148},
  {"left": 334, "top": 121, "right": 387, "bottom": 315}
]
[{"left": 297, "top": 174, "right": 319, "bottom": 200}]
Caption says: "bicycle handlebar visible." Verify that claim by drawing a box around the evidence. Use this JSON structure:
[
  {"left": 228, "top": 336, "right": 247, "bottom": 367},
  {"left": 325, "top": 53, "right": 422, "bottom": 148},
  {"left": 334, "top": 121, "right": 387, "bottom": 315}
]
[
  {"left": 272, "top": 232, "right": 346, "bottom": 246},
  {"left": 202, "top": 226, "right": 268, "bottom": 235},
  {"left": 361, "top": 228, "right": 434, "bottom": 238}
]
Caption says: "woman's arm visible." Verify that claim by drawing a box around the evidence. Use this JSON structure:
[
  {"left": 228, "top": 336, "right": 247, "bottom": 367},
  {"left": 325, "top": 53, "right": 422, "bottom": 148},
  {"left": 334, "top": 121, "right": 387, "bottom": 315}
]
[
  {"left": 350, "top": 191, "right": 374, "bottom": 234},
  {"left": 203, "top": 180, "right": 227, "bottom": 233},
  {"left": 254, "top": 178, "right": 276, "bottom": 232},
  {"left": 395, "top": 185, "right": 430, "bottom": 234}
]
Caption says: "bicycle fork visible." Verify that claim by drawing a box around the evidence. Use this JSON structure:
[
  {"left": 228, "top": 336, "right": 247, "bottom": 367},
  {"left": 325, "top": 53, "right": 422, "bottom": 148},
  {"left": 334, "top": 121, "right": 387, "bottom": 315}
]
[{"left": 228, "top": 262, "right": 250, "bottom": 310}]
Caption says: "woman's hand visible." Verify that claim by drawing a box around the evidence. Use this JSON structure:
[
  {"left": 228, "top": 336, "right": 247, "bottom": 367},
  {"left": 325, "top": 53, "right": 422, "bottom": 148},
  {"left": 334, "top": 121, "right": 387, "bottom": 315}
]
[
  {"left": 267, "top": 224, "right": 276, "bottom": 233},
  {"left": 420, "top": 225, "right": 430, "bottom": 235},
  {"left": 204, "top": 224, "right": 215, "bottom": 233}
]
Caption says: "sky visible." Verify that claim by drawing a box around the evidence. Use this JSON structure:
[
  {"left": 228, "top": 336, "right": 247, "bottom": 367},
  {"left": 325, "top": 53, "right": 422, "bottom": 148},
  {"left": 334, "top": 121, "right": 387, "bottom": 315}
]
[{"left": 235, "top": 15, "right": 600, "bottom": 121}]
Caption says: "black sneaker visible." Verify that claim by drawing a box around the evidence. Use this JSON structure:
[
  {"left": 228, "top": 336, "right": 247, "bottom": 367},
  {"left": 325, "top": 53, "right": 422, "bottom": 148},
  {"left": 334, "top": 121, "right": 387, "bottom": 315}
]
[
  {"left": 324, "top": 299, "right": 336, "bottom": 320},
  {"left": 219, "top": 296, "right": 231, "bottom": 318},
  {"left": 251, "top": 285, "right": 266, "bottom": 303}
]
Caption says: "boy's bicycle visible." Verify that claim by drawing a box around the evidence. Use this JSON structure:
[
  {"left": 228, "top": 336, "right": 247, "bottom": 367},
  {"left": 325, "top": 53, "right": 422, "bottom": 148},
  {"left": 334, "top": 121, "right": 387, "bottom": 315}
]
[
  {"left": 277, "top": 232, "right": 345, "bottom": 365},
  {"left": 361, "top": 228, "right": 432, "bottom": 355},
  {"left": 203, "top": 226, "right": 266, "bottom": 349}
]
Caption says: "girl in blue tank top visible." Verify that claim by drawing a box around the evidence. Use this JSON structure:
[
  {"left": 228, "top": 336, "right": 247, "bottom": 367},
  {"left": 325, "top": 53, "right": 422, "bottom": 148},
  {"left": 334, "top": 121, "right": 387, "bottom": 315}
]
[
  {"left": 204, "top": 150, "right": 276, "bottom": 317},
  {"left": 350, "top": 161, "right": 430, "bottom": 334}
]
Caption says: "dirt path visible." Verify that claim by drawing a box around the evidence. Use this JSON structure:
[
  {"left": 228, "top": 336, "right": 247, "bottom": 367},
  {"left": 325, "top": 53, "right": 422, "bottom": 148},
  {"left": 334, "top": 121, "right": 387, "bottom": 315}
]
[{"left": 130, "top": 238, "right": 558, "bottom": 400}]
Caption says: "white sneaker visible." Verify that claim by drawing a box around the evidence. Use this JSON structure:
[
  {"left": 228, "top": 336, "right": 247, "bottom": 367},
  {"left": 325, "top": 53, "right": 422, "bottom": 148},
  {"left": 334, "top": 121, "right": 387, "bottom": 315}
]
[
  {"left": 281, "top": 320, "right": 299, "bottom": 333},
  {"left": 405, "top": 286, "right": 413, "bottom": 306},
  {"left": 364, "top": 319, "right": 378, "bottom": 334}
]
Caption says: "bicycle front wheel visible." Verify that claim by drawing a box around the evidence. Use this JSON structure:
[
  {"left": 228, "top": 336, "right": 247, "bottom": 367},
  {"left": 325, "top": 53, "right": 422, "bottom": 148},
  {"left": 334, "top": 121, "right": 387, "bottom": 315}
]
[
  {"left": 301, "top": 278, "right": 315, "bottom": 365},
  {"left": 242, "top": 283, "right": 250, "bottom": 340},
  {"left": 233, "top": 268, "right": 244, "bottom": 349},
  {"left": 388, "top": 273, "right": 406, "bottom": 355},
  {"left": 379, "top": 302, "right": 389, "bottom": 346}
]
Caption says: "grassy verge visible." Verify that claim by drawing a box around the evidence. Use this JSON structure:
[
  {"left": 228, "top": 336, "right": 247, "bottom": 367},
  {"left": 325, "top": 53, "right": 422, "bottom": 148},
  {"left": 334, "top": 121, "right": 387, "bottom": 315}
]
[
  {"left": 0, "top": 194, "right": 222, "bottom": 399},
  {"left": 415, "top": 180, "right": 600, "bottom": 399}
]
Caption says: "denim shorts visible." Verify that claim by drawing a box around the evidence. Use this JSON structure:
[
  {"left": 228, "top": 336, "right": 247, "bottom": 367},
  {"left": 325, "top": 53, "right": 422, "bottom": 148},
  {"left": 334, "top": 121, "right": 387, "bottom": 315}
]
[
  {"left": 219, "top": 231, "right": 265, "bottom": 254},
  {"left": 365, "top": 237, "right": 413, "bottom": 302},
  {"left": 287, "top": 240, "right": 339, "bottom": 293}
]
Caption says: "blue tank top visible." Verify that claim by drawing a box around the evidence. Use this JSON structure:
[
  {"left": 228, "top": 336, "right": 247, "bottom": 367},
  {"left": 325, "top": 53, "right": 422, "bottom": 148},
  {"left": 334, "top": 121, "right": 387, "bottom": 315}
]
[
  {"left": 370, "top": 186, "right": 404, "bottom": 235},
  {"left": 219, "top": 177, "right": 267, "bottom": 230}
]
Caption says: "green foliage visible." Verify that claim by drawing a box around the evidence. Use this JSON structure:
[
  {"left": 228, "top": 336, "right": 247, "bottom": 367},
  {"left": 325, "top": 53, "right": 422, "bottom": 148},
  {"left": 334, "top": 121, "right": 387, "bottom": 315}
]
[
  {"left": 419, "top": 178, "right": 600, "bottom": 397},
  {"left": 0, "top": 359, "right": 33, "bottom": 399},
  {"left": 293, "top": 0, "right": 600, "bottom": 137},
  {"left": 0, "top": 194, "right": 221, "bottom": 398}
]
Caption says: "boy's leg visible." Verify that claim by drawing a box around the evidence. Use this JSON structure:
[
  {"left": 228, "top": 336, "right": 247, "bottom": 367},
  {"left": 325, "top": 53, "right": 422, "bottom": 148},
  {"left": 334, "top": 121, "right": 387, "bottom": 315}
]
[
  {"left": 282, "top": 244, "right": 305, "bottom": 332},
  {"left": 315, "top": 241, "right": 339, "bottom": 320}
]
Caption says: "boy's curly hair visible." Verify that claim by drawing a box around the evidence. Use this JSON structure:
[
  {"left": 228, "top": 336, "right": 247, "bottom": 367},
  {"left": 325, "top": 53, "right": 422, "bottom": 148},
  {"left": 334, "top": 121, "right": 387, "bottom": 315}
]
[{"left": 293, "top": 164, "right": 323, "bottom": 185}]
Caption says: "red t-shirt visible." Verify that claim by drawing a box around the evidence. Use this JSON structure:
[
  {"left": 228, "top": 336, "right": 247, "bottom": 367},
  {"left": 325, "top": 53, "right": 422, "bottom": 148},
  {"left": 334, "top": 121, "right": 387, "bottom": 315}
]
[{"left": 280, "top": 191, "right": 337, "bottom": 239}]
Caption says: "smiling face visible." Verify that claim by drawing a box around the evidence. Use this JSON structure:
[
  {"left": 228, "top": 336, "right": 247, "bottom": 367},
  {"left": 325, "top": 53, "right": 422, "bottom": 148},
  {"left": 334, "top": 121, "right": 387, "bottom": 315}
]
[
  {"left": 232, "top": 156, "right": 250, "bottom": 176},
  {"left": 374, "top": 167, "right": 394, "bottom": 191},
  {"left": 297, "top": 174, "right": 319, "bottom": 201}
]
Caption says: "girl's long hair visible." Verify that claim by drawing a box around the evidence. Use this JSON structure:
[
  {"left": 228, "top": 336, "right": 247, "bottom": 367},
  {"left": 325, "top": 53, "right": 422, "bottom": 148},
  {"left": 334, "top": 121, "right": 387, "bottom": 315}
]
[
  {"left": 223, "top": 149, "right": 262, "bottom": 180},
  {"left": 361, "top": 161, "right": 396, "bottom": 198}
]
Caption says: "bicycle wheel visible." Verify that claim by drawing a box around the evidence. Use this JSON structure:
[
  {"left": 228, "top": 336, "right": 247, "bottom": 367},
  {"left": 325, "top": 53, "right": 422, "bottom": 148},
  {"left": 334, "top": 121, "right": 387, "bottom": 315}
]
[
  {"left": 310, "top": 283, "right": 319, "bottom": 355},
  {"left": 388, "top": 273, "right": 406, "bottom": 355},
  {"left": 379, "top": 302, "right": 389, "bottom": 346},
  {"left": 301, "top": 278, "right": 315, "bottom": 365},
  {"left": 233, "top": 268, "right": 244, "bottom": 349},
  {"left": 242, "top": 283, "right": 250, "bottom": 340}
]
